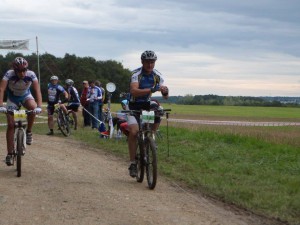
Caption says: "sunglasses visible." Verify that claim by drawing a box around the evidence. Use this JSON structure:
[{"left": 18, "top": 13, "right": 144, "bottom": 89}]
[{"left": 16, "top": 68, "right": 27, "bottom": 73}]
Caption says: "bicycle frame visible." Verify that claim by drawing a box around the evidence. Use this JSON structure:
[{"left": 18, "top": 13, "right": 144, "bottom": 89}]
[
  {"left": 122, "top": 108, "right": 171, "bottom": 189},
  {"left": 54, "top": 103, "right": 71, "bottom": 136},
  {"left": 8, "top": 109, "right": 28, "bottom": 177}
]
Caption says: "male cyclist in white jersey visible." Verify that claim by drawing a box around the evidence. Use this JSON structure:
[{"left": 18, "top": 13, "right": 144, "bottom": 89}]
[
  {"left": 127, "top": 50, "right": 169, "bottom": 177},
  {"left": 0, "top": 57, "right": 43, "bottom": 166}
]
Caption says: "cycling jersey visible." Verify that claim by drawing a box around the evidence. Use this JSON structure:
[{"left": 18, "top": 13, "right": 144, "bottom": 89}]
[
  {"left": 87, "top": 86, "right": 102, "bottom": 103},
  {"left": 3, "top": 69, "right": 37, "bottom": 98},
  {"left": 47, "top": 83, "right": 66, "bottom": 104},
  {"left": 67, "top": 86, "right": 80, "bottom": 104},
  {"left": 130, "top": 67, "right": 164, "bottom": 103}
]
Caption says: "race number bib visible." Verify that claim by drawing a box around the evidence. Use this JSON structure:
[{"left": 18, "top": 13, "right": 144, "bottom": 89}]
[
  {"left": 14, "top": 110, "right": 26, "bottom": 121},
  {"left": 141, "top": 111, "right": 155, "bottom": 124}
]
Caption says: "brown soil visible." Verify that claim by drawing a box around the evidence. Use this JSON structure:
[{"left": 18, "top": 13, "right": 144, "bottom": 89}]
[{"left": 0, "top": 133, "right": 285, "bottom": 225}]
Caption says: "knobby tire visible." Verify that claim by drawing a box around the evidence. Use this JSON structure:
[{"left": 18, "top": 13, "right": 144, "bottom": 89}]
[
  {"left": 136, "top": 138, "right": 145, "bottom": 183},
  {"left": 16, "top": 129, "right": 24, "bottom": 177},
  {"left": 67, "top": 111, "right": 75, "bottom": 130},
  {"left": 57, "top": 110, "right": 70, "bottom": 136},
  {"left": 145, "top": 137, "right": 157, "bottom": 189}
]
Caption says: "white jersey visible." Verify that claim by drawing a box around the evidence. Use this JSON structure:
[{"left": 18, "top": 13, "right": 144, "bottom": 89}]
[{"left": 3, "top": 69, "right": 37, "bottom": 97}]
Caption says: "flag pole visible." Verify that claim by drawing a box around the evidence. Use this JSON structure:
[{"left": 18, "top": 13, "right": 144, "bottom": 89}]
[{"left": 36, "top": 36, "right": 41, "bottom": 87}]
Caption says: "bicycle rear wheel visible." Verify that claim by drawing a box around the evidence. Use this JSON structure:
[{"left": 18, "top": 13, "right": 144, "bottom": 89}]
[
  {"left": 145, "top": 137, "right": 157, "bottom": 189},
  {"left": 67, "top": 111, "right": 76, "bottom": 130},
  {"left": 16, "top": 129, "right": 24, "bottom": 177},
  {"left": 57, "top": 110, "right": 70, "bottom": 136},
  {"left": 136, "top": 138, "right": 145, "bottom": 183}
]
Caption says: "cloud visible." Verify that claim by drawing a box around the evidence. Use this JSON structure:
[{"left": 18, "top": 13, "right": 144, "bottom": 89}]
[{"left": 0, "top": 0, "right": 299, "bottom": 96}]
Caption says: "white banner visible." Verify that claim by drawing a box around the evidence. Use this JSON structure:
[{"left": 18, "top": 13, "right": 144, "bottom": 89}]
[{"left": 0, "top": 39, "right": 29, "bottom": 50}]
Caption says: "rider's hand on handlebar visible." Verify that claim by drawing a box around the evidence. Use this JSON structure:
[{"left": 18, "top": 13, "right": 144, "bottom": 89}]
[
  {"left": 33, "top": 107, "right": 42, "bottom": 114},
  {"left": 0, "top": 106, "right": 7, "bottom": 113}
]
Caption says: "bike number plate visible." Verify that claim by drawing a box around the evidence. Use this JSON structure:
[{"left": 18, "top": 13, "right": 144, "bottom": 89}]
[
  {"left": 141, "top": 111, "right": 155, "bottom": 124},
  {"left": 14, "top": 110, "right": 26, "bottom": 121}
]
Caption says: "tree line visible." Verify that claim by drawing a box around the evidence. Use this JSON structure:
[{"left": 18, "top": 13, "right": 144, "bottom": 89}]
[
  {"left": 156, "top": 94, "right": 300, "bottom": 107},
  {"left": 0, "top": 52, "right": 132, "bottom": 103}
]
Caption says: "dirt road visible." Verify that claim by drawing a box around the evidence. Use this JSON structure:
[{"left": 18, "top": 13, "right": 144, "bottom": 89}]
[{"left": 0, "top": 133, "right": 281, "bottom": 225}]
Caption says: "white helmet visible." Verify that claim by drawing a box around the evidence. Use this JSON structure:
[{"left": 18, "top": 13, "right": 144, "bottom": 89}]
[
  {"left": 141, "top": 50, "right": 157, "bottom": 61},
  {"left": 65, "top": 79, "right": 74, "bottom": 86},
  {"left": 50, "top": 75, "right": 59, "bottom": 81}
]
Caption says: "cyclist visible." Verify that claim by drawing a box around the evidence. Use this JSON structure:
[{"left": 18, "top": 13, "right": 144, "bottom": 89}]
[
  {"left": 65, "top": 79, "right": 80, "bottom": 130},
  {"left": 0, "top": 57, "right": 42, "bottom": 166},
  {"left": 46, "top": 76, "right": 68, "bottom": 135},
  {"left": 127, "top": 50, "right": 169, "bottom": 177}
]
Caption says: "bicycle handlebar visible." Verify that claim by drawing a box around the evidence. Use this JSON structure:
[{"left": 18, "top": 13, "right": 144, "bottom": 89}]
[
  {"left": 4, "top": 109, "right": 33, "bottom": 115},
  {"left": 121, "top": 109, "right": 171, "bottom": 117}
]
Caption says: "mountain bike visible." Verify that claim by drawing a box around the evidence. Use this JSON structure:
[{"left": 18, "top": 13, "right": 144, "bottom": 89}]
[
  {"left": 122, "top": 108, "right": 171, "bottom": 189},
  {"left": 66, "top": 110, "right": 75, "bottom": 130},
  {"left": 3, "top": 109, "right": 31, "bottom": 177},
  {"left": 54, "top": 103, "right": 71, "bottom": 136}
]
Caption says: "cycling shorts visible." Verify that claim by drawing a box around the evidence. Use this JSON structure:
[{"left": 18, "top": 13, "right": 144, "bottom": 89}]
[
  {"left": 66, "top": 103, "right": 80, "bottom": 112},
  {"left": 6, "top": 94, "right": 34, "bottom": 111}
]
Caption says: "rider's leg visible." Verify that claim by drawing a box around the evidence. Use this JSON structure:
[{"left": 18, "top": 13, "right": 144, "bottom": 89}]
[
  {"left": 127, "top": 116, "right": 139, "bottom": 162},
  {"left": 6, "top": 113, "right": 15, "bottom": 155},
  {"left": 72, "top": 111, "right": 77, "bottom": 130},
  {"left": 23, "top": 99, "right": 37, "bottom": 132},
  {"left": 127, "top": 123, "right": 138, "bottom": 177},
  {"left": 151, "top": 117, "right": 161, "bottom": 132},
  {"left": 47, "top": 115, "right": 54, "bottom": 134},
  {"left": 60, "top": 104, "right": 68, "bottom": 114}
]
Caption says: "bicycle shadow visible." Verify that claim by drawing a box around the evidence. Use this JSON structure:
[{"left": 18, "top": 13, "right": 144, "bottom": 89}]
[{"left": 0, "top": 162, "right": 19, "bottom": 178}]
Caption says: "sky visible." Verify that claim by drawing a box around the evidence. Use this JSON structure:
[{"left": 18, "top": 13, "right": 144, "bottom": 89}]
[{"left": 1, "top": 0, "right": 300, "bottom": 97}]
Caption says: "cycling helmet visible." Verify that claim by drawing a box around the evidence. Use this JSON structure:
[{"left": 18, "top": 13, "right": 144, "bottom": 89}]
[
  {"left": 13, "top": 57, "right": 28, "bottom": 71},
  {"left": 121, "top": 99, "right": 128, "bottom": 106},
  {"left": 65, "top": 79, "right": 74, "bottom": 86},
  {"left": 50, "top": 75, "right": 59, "bottom": 81},
  {"left": 141, "top": 50, "right": 157, "bottom": 61}
]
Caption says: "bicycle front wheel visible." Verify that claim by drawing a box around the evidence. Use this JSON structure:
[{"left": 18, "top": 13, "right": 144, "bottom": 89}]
[
  {"left": 136, "top": 138, "right": 145, "bottom": 183},
  {"left": 16, "top": 129, "right": 24, "bottom": 177},
  {"left": 57, "top": 110, "right": 70, "bottom": 136},
  {"left": 145, "top": 137, "right": 157, "bottom": 189}
]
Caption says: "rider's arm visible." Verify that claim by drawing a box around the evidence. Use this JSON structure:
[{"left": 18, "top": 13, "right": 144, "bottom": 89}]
[
  {"left": 130, "top": 82, "right": 153, "bottom": 97},
  {"left": 0, "top": 79, "right": 8, "bottom": 106},
  {"left": 64, "top": 90, "right": 69, "bottom": 101},
  {"left": 32, "top": 79, "right": 43, "bottom": 107}
]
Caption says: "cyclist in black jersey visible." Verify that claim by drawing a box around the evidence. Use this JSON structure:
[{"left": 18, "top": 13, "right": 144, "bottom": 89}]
[
  {"left": 65, "top": 79, "right": 80, "bottom": 130},
  {"left": 127, "top": 50, "right": 169, "bottom": 178}
]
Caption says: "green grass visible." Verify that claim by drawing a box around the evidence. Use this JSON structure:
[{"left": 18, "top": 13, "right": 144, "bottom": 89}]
[
  {"left": 162, "top": 104, "right": 300, "bottom": 121},
  {"left": 1, "top": 104, "right": 299, "bottom": 224}
]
